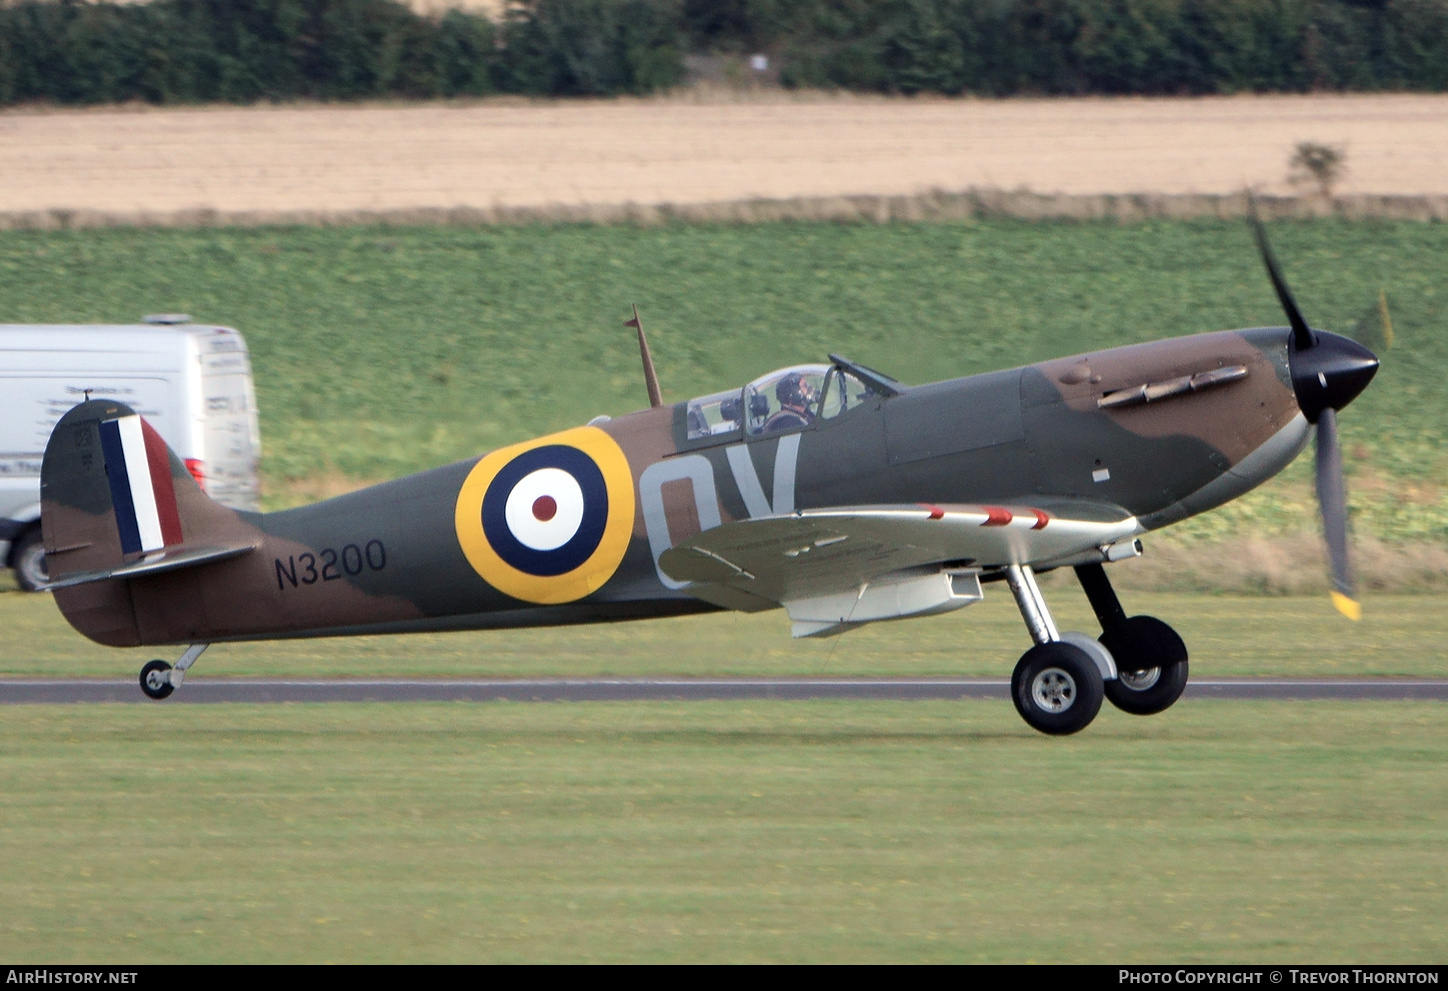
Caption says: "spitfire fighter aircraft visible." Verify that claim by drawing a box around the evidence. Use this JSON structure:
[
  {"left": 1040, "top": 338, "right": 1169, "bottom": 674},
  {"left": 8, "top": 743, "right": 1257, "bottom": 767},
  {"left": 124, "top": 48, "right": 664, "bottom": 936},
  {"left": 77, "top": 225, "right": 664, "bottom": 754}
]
[{"left": 38, "top": 222, "right": 1378, "bottom": 735}]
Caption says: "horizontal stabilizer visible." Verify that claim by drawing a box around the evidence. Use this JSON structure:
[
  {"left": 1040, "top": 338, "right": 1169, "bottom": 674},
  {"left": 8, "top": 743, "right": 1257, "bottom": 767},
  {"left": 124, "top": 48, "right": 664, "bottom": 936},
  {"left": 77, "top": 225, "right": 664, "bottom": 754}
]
[{"left": 41, "top": 543, "right": 257, "bottom": 591}]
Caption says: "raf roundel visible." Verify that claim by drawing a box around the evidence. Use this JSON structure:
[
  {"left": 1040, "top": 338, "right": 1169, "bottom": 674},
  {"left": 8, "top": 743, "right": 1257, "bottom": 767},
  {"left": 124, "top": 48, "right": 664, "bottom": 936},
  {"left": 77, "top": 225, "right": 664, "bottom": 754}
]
[
  {"left": 485, "top": 448, "right": 606, "bottom": 576},
  {"left": 454, "top": 427, "right": 635, "bottom": 604}
]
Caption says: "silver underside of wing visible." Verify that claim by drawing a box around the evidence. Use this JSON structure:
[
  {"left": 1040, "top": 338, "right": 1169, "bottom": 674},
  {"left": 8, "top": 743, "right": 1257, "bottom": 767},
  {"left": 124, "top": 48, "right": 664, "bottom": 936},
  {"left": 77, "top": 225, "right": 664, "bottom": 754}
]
[{"left": 658, "top": 501, "right": 1140, "bottom": 637}]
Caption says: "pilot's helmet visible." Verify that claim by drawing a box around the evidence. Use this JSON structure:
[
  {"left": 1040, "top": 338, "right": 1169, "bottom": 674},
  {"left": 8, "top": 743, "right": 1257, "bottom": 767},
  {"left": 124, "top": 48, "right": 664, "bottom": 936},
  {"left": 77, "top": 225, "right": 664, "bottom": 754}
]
[{"left": 776, "top": 372, "right": 814, "bottom": 408}]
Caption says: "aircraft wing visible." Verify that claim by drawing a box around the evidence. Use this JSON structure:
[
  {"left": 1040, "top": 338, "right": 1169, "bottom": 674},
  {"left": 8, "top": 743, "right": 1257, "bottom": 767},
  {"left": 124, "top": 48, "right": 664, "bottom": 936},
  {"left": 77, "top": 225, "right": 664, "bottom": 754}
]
[{"left": 657, "top": 501, "right": 1140, "bottom": 635}]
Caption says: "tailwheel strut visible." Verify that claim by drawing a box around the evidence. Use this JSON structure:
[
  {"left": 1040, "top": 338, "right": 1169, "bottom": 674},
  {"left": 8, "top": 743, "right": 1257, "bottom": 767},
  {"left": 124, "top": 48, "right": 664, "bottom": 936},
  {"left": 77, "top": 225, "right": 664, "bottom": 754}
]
[{"left": 139, "top": 643, "right": 209, "bottom": 701}]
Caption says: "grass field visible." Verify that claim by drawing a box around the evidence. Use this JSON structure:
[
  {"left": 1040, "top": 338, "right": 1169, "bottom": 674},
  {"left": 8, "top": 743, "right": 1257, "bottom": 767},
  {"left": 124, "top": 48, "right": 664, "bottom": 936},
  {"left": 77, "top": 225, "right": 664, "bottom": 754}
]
[
  {"left": 1, "top": 219, "right": 1444, "bottom": 555},
  {"left": 4, "top": 586, "right": 1446, "bottom": 680},
  {"left": 1, "top": 700, "right": 1443, "bottom": 963}
]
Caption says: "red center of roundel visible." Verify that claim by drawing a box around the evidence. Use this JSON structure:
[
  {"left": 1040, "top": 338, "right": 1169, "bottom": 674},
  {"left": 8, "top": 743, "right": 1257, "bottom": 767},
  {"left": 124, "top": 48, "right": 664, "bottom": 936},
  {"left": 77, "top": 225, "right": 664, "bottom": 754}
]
[{"left": 532, "top": 495, "right": 558, "bottom": 522}]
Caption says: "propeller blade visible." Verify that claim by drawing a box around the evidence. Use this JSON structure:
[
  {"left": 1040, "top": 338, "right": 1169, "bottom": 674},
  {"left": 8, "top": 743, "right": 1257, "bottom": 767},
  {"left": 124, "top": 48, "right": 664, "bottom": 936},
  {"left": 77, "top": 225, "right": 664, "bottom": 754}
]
[
  {"left": 1314, "top": 407, "right": 1360, "bottom": 620},
  {"left": 1248, "top": 201, "right": 1316, "bottom": 351},
  {"left": 1379, "top": 290, "right": 1396, "bottom": 349}
]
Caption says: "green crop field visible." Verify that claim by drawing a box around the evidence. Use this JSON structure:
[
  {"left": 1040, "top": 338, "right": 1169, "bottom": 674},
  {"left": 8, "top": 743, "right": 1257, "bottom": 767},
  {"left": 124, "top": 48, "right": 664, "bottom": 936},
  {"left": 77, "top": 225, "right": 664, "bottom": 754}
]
[
  {"left": 1, "top": 700, "right": 1444, "bottom": 963},
  {"left": 1, "top": 219, "right": 1444, "bottom": 555}
]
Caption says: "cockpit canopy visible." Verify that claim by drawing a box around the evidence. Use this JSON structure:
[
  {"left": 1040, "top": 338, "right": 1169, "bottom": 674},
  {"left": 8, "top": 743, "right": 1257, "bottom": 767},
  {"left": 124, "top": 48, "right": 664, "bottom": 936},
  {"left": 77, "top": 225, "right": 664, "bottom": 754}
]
[{"left": 685, "top": 361, "right": 885, "bottom": 442}]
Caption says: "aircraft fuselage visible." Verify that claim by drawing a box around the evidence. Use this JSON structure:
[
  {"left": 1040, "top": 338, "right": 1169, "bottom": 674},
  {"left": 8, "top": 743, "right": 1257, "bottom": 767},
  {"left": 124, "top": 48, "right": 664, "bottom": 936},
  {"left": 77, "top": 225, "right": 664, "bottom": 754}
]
[{"left": 50, "top": 326, "right": 1313, "bottom": 647}]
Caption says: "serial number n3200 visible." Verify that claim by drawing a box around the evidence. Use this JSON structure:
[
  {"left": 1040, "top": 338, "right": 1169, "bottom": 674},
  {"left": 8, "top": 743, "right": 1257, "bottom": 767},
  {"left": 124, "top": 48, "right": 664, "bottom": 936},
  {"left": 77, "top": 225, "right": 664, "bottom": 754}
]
[{"left": 275, "top": 540, "right": 386, "bottom": 590}]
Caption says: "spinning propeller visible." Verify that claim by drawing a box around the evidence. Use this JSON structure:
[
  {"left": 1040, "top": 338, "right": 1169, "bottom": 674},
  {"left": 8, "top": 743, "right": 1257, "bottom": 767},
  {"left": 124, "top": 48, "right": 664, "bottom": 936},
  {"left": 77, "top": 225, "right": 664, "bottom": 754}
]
[{"left": 1248, "top": 209, "right": 1379, "bottom": 619}]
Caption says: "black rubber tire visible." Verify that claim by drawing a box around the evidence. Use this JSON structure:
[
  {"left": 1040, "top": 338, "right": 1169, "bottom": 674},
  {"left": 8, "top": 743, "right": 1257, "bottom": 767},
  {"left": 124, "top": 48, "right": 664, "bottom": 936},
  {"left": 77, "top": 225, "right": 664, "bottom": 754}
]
[
  {"left": 1098, "top": 615, "right": 1188, "bottom": 674},
  {"left": 1104, "top": 659, "right": 1189, "bottom": 715},
  {"left": 139, "top": 660, "right": 175, "bottom": 700},
  {"left": 1011, "top": 641, "right": 1104, "bottom": 736},
  {"left": 11, "top": 527, "right": 48, "bottom": 592}
]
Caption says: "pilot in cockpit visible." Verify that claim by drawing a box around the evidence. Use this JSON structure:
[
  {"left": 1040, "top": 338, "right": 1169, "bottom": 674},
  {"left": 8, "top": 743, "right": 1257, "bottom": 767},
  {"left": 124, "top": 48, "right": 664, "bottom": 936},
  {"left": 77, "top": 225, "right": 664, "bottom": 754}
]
[{"left": 763, "top": 372, "right": 818, "bottom": 433}]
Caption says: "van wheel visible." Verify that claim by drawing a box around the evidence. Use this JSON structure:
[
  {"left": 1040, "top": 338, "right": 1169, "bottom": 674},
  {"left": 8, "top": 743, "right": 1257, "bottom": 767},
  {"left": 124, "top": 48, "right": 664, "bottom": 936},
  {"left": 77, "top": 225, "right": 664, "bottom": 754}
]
[{"left": 12, "top": 528, "right": 48, "bottom": 592}]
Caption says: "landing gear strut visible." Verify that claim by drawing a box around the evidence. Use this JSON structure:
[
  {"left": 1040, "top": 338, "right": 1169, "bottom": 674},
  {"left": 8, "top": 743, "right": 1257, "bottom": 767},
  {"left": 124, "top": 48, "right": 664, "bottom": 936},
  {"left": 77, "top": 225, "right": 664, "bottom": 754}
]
[
  {"left": 139, "top": 643, "right": 209, "bottom": 701},
  {"left": 1074, "top": 563, "right": 1189, "bottom": 716},
  {"left": 1003, "top": 564, "right": 1113, "bottom": 736}
]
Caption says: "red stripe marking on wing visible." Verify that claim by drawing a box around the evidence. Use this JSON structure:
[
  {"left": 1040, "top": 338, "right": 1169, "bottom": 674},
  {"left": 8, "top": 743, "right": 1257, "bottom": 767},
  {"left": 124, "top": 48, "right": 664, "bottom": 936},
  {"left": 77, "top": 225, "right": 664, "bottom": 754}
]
[
  {"left": 980, "top": 506, "right": 1013, "bottom": 527},
  {"left": 141, "top": 419, "right": 183, "bottom": 546},
  {"left": 919, "top": 503, "right": 945, "bottom": 520},
  {"left": 1030, "top": 509, "right": 1051, "bottom": 530}
]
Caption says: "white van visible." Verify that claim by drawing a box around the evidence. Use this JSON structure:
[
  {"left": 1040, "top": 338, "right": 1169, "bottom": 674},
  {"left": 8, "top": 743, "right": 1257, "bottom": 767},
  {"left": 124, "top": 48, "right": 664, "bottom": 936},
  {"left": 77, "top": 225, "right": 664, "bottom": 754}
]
[{"left": 0, "top": 317, "right": 261, "bottom": 590}]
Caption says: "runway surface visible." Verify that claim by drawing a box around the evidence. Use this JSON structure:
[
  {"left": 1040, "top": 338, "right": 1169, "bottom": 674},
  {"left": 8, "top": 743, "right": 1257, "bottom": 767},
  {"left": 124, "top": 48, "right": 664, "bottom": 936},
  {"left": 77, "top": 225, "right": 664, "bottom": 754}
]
[{"left": 3, "top": 679, "right": 1447, "bottom": 704}]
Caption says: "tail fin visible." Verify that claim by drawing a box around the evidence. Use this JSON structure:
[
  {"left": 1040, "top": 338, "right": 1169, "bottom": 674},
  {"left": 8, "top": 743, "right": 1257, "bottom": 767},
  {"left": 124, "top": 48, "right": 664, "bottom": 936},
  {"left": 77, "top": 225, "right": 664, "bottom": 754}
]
[{"left": 41, "top": 400, "right": 257, "bottom": 591}]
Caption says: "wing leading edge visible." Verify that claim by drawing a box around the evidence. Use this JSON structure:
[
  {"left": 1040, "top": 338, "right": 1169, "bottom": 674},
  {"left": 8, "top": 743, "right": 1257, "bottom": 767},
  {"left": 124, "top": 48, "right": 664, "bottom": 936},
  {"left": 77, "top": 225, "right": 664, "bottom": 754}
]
[{"left": 658, "top": 501, "right": 1141, "bottom": 637}]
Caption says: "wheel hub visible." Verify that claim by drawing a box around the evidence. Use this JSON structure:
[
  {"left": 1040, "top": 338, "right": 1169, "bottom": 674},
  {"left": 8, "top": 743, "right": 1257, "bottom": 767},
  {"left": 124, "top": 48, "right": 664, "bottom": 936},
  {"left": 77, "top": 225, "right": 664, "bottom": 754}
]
[
  {"left": 1031, "top": 667, "right": 1077, "bottom": 713},
  {"left": 1118, "top": 667, "right": 1161, "bottom": 691}
]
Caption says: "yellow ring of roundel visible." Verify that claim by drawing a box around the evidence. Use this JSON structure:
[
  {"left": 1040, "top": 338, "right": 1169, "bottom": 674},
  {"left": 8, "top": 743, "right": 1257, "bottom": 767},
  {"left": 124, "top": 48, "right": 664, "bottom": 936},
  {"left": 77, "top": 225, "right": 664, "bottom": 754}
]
[{"left": 454, "top": 426, "right": 635, "bottom": 605}]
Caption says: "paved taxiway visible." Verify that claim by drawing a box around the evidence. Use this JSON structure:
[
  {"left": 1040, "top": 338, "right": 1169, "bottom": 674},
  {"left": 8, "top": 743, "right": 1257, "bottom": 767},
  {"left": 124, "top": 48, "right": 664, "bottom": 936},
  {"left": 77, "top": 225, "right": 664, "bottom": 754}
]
[{"left": 3, "top": 679, "right": 1447, "bottom": 704}]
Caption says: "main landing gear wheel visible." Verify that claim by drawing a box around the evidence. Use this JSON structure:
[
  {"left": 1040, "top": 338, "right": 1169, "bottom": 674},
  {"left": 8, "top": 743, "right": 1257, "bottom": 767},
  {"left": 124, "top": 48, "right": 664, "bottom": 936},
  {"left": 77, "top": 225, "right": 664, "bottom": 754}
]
[
  {"left": 1099, "top": 615, "right": 1189, "bottom": 716},
  {"left": 139, "top": 660, "right": 174, "bottom": 701},
  {"left": 1011, "top": 641, "right": 1104, "bottom": 736},
  {"left": 1105, "top": 662, "right": 1189, "bottom": 715}
]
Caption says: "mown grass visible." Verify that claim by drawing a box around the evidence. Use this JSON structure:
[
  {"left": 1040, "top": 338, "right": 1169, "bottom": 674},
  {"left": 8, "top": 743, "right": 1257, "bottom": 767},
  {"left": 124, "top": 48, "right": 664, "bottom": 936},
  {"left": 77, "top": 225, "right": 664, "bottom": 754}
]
[
  {"left": 0, "top": 220, "right": 1444, "bottom": 546},
  {"left": 4, "top": 584, "right": 1446, "bottom": 680},
  {"left": 0, "top": 700, "right": 1443, "bottom": 963}
]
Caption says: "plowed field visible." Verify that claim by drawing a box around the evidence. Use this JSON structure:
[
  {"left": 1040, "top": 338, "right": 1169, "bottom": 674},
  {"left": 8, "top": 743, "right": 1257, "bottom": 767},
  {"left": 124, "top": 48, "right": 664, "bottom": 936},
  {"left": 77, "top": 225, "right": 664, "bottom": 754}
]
[{"left": 2, "top": 92, "right": 1445, "bottom": 216}]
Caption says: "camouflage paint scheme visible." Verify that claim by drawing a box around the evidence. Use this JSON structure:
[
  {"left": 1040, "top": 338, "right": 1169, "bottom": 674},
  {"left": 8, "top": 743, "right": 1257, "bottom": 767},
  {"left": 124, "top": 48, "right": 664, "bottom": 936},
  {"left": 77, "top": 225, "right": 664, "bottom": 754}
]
[{"left": 42, "top": 325, "right": 1308, "bottom": 649}]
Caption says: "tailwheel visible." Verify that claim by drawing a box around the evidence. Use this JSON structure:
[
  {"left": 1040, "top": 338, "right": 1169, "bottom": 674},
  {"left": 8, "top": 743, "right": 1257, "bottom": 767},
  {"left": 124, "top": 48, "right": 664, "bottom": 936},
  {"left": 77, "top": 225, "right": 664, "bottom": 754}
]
[
  {"left": 1011, "top": 641, "right": 1104, "bottom": 736},
  {"left": 1098, "top": 615, "right": 1189, "bottom": 716},
  {"left": 139, "top": 660, "right": 174, "bottom": 701}
]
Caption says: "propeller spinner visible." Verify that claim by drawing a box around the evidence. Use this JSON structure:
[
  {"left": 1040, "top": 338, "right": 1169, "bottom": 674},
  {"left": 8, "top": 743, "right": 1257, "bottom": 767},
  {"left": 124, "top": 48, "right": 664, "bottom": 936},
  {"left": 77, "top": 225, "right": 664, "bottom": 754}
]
[{"left": 1249, "top": 210, "right": 1379, "bottom": 619}]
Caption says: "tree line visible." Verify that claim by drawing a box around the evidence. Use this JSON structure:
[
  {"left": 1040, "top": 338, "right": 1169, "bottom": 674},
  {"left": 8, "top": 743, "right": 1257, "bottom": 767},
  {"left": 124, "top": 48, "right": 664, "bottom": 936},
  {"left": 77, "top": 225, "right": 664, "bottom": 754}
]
[
  {"left": 1, "top": 0, "right": 1445, "bottom": 105},
  {"left": 0, "top": 0, "right": 683, "bottom": 102}
]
